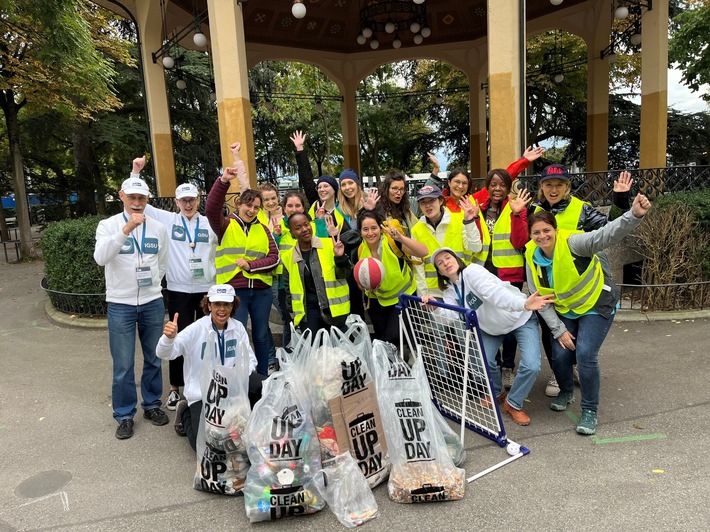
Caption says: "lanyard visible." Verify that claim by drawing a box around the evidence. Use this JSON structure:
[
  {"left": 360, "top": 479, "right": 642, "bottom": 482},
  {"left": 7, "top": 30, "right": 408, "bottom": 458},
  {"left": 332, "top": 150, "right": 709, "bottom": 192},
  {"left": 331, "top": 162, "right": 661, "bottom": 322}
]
[
  {"left": 212, "top": 322, "right": 226, "bottom": 364},
  {"left": 123, "top": 213, "right": 146, "bottom": 257},
  {"left": 181, "top": 216, "right": 200, "bottom": 251},
  {"left": 453, "top": 276, "right": 465, "bottom": 308}
]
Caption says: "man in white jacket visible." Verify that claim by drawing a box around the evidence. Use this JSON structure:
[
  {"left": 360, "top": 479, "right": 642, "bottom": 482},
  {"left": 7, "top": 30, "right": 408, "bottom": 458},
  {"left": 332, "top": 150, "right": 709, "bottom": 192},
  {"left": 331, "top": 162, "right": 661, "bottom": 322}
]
[
  {"left": 131, "top": 156, "right": 218, "bottom": 411},
  {"left": 94, "top": 176, "right": 169, "bottom": 440}
]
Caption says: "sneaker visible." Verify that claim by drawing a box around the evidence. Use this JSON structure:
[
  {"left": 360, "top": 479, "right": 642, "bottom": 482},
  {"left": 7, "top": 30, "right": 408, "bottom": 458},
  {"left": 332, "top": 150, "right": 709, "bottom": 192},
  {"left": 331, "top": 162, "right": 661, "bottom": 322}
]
[
  {"left": 503, "top": 402, "right": 530, "bottom": 426},
  {"left": 576, "top": 409, "right": 597, "bottom": 435},
  {"left": 174, "top": 399, "right": 188, "bottom": 437},
  {"left": 143, "top": 408, "right": 169, "bottom": 426},
  {"left": 573, "top": 365, "right": 580, "bottom": 385},
  {"left": 545, "top": 376, "right": 560, "bottom": 397},
  {"left": 501, "top": 367, "right": 515, "bottom": 389},
  {"left": 166, "top": 390, "right": 180, "bottom": 411},
  {"left": 550, "top": 391, "right": 575, "bottom": 412},
  {"left": 116, "top": 419, "right": 134, "bottom": 440}
]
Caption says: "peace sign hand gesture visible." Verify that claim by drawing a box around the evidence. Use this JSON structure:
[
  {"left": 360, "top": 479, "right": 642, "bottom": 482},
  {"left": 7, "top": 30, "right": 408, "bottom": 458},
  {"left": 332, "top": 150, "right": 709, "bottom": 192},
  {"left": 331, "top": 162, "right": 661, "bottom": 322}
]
[
  {"left": 315, "top": 200, "right": 326, "bottom": 220},
  {"left": 333, "top": 232, "right": 344, "bottom": 257}
]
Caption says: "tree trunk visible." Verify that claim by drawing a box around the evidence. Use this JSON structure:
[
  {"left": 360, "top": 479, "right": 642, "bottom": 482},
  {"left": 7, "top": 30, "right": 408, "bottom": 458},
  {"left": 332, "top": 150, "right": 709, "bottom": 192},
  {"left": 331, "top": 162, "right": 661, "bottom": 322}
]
[
  {"left": 73, "top": 119, "right": 100, "bottom": 216},
  {"left": 1, "top": 89, "right": 36, "bottom": 259}
]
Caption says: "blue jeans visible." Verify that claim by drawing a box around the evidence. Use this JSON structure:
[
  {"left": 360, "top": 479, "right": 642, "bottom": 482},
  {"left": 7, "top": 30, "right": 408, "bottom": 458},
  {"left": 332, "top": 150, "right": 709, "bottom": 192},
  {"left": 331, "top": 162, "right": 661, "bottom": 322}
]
[
  {"left": 107, "top": 298, "right": 165, "bottom": 421},
  {"left": 480, "top": 313, "right": 541, "bottom": 410},
  {"left": 235, "top": 288, "right": 275, "bottom": 376},
  {"left": 551, "top": 313, "right": 614, "bottom": 412}
]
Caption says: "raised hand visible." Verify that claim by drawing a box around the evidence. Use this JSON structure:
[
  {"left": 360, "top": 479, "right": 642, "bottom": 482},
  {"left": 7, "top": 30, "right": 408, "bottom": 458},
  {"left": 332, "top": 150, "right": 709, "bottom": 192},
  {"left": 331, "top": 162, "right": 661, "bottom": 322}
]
[
  {"left": 290, "top": 130, "right": 306, "bottom": 151},
  {"left": 459, "top": 195, "right": 480, "bottom": 221},
  {"left": 631, "top": 193, "right": 652, "bottom": 218},
  {"left": 509, "top": 188, "right": 532, "bottom": 215},
  {"left": 132, "top": 156, "right": 146, "bottom": 174},
  {"left": 381, "top": 223, "right": 403, "bottom": 242},
  {"left": 614, "top": 171, "right": 633, "bottom": 193},
  {"left": 163, "top": 313, "right": 179, "bottom": 339},
  {"left": 363, "top": 188, "right": 380, "bottom": 210},
  {"left": 271, "top": 219, "right": 282, "bottom": 236},
  {"left": 229, "top": 142, "right": 242, "bottom": 163},
  {"left": 220, "top": 166, "right": 239, "bottom": 183},
  {"left": 523, "top": 145, "right": 545, "bottom": 162},
  {"left": 314, "top": 200, "right": 326, "bottom": 220},
  {"left": 523, "top": 291, "right": 555, "bottom": 311},
  {"left": 427, "top": 151, "right": 440, "bottom": 170},
  {"left": 333, "top": 232, "right": 344, "bottom": 257}
]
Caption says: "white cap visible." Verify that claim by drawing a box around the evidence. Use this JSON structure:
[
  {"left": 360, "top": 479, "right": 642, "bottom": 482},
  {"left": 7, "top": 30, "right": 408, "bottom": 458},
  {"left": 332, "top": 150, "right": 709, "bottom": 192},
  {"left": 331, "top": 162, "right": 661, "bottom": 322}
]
[
  {"left": 175, "top": 183, "right": 199, "bottom": 199},
  {"left": 121, "top": 177, "right": 150, "bottom": 196},
  {"left": 207, "top": 284, "right": 236, "bottom": 303},
  {"left": 431, "top": 247, "right": 458, "bottom": 265}
]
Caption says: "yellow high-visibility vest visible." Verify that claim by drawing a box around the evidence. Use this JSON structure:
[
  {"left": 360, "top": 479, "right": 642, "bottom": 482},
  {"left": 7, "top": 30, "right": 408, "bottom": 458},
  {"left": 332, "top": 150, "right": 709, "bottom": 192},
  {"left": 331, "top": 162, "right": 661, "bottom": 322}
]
[
  {"left": 473, "top": 203, "right": 524, "bottom": 268},
  {"left": 357, "top": 238, "right": 416, "bottom": 307},
  {"left": 215, "top": 219, "right": 273, "bottom": 286},
  {"left": 411, "top": 212, "right": 469, "bottom": 291}
]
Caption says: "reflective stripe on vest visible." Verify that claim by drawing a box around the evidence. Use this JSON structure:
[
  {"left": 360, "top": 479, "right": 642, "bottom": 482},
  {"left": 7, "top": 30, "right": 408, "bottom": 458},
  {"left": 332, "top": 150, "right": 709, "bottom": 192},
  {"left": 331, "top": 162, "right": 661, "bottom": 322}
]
[
  {"left": 490, "top": 204, "right": 524, "bottom": 268},
  {"left": 358, "top": 238, "right": 416, "bottom": 307},
  {"left": 411, "top": 212, "right": 468, "bottom": 291},
  {"left": 215, "top": 220, "right": 273, "bottom": 285},
  {"left": 471, "top": 210, "right": 490, "bottom": 265},
  {"left": 283, "top": 238, "right": 349, "bottom": 325},
  {"left": 524, "top": 230, "right": 604, "bottom": 315}
]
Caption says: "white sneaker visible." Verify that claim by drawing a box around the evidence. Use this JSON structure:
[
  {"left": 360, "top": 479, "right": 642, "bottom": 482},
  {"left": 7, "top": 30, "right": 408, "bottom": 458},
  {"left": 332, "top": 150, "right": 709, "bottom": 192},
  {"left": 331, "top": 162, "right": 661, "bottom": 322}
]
[
  {"left": 501, "top": 367, "right": 515, "bottom": 389},
  {"left": 166, "top": 390, "right": 180, "bottom": 411},
  {"left": 573, "top": 365, "right": 580, "bottom": 385},
  {"left": 545, "top": 377, "right": 560, "bottom": 397}
]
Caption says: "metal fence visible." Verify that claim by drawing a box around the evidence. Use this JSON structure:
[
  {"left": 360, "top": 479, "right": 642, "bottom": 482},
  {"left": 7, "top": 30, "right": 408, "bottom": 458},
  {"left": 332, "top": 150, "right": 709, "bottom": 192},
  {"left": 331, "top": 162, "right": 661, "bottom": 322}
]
[{"left": 619, "top": 281, "right": 710, "bottom": 312}]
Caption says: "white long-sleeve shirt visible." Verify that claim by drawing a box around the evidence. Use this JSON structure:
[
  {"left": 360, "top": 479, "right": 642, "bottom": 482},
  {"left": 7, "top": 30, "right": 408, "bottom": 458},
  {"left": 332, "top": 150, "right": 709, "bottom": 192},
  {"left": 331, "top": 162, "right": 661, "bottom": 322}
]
[
  {"left": 143, "top": 204, "right": 217, "bottom": 293},
  {"left": 94, "top": 211, "right": 168, "bottom": 305},
  {"left": 435, "top": 263, "right": 531, "bottom": 336},
  {"left": 156, "top": 315, "right": 257, "bottom": 406}
]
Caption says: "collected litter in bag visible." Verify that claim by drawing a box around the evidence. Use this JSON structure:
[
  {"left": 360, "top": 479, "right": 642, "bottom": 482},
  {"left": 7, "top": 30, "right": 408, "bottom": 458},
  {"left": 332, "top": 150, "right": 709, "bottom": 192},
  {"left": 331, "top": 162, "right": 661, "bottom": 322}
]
[
  {"left": 243, "top": 372, "right": 324, "bottom": 522},
  {"left": 194, "top": 331, "right": 252, "bottom": 495},
  {"left": 312, "top": 451, "right": 379, "bottom": 528},
  {"left": 372, "top": 341, "right": 466, "bottom": 503},
  {"left": 431, "top": 408, "right": 467, "bottom": 467}
]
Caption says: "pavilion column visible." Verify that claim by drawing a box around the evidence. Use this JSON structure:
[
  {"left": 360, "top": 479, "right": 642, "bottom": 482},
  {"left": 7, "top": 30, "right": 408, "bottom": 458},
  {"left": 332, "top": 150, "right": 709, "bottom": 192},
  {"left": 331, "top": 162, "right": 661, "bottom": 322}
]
[
  {"left": 639, "top": 0, "right": 668, "bottom": 169},
  {"left": 486, "top": 0, "right": 524, "bottom": 168},
  {"left": 135, "top": 1, "right": 176, "bottom": 195},
  {"left": 471, "top": 66, "right": 488, "bottom": 179},
  {"left": 586, "top": 4, "right": 612, "bottom": 171},
  {"left": 340, "top": 82, "right": 360, "bottom": 175},
  {"left": 207, "top": 0, "right": 257, "bottom": 190}
]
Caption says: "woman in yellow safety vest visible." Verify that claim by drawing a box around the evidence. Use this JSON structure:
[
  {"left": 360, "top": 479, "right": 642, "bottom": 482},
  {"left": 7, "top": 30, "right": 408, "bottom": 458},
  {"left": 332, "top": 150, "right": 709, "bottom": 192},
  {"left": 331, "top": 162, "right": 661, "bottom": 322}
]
[
  {"left": 525, "top": 193, "right": 652, "bottom": 436},
  {"left": 282, "top": 212, "right": 351, "bottom": 335},
  {"left": 530, "top": 164, "right": 633, "bottom": 397},
  {"left": 357, "top": 209, "right": 428, "bottom": 345},
  {"left": 410, "top": 184, "right": 482, "bottom": 300}
]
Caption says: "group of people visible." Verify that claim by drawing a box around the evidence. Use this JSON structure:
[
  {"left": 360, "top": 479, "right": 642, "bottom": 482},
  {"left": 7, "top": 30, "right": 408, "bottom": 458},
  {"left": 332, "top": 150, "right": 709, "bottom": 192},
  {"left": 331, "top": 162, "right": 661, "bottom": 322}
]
[{"left": 94, "top": 132, "right": 651, "bottom": 443}]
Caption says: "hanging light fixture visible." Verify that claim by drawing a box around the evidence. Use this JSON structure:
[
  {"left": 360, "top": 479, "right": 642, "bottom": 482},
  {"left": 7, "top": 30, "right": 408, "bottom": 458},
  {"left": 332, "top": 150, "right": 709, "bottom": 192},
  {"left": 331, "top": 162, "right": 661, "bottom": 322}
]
[
  {"left": 550, "top": 0, "right": 564, "bottom": 6},
  {"left": 413, "top": 34, "right": 423, "bottom": 45},
  {"left": 385, "top": 20, "right": 396, "bottom": 34},
  {"left": 630, "top": 21, "right": 642, "bottom": 45},
  {"left": 176, "top": 78, "right": 187, "bottom": 90},
  {"left": 435, "top": 92, "right": 444, "bottom": 105},
  {"left": 357, "top": 0, "right": 429, "bottom": 48},
  {"left": 554, "top": 73, "right": 565, "bottom": 83},
  {"left": 292, "top": 0, "right": 306, "bottom": 19},
  {"left": 420, "top": 25, "right": 431, "bottom": 38},
  {"left": 263, "top": 97, "right": 274, "bottom": 112},
  {"left": 193, "top": 26, "right": 208, "bottom": 47},
  {"left": 392, "top": 36, "right": 402, "bottom": 49},
  {"left": 162, "top": 54, "right": 175, "bottom": 69},
  {"left": 413, "top": 0, "right": 425, "bottom": 4},
  {"left": 370, "top": 37, "right": 380, "bottom": 50},
  {"left": 615, "top": 1, "right": 629, "bottom": 19},
  {"left": 378, "top": 95, "right": 387, "bottom": 109},
  {"left": 314, "top": 96, "right": 324, "bottom": 113}
]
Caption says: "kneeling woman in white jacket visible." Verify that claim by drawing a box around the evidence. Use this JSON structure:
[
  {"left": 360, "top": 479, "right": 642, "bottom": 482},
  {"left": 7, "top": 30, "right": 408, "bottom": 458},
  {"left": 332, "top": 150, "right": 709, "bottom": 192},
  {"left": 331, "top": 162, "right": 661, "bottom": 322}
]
[
  {"left": 157, "top": 284, "right": 263, "bottom": 451},
  {"left": 423, "top": 248, "right": 553, "bottom": 426}
]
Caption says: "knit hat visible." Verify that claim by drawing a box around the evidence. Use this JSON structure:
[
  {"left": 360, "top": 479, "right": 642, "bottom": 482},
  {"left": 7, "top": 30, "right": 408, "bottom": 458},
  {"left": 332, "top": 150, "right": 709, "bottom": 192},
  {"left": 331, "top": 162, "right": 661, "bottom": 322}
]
[
  {"left": 317, "top": 175, "right": 339, "bottom": 194},
  {"left": 339, "top": 169, "right": 360, "bottom": 186},
  {"left": 540, "top": 164, "right": 571, "bottom": 182}
]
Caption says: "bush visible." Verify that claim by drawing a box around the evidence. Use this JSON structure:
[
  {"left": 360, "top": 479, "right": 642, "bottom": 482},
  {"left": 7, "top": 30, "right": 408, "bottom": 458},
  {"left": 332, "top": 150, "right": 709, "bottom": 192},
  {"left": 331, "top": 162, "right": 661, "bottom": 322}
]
[
  {"left": 635, "top": 190, "right": 710, "bottom": 310},
  {"left": 41, "top": 216, "right": 107, "bottom": 315}
]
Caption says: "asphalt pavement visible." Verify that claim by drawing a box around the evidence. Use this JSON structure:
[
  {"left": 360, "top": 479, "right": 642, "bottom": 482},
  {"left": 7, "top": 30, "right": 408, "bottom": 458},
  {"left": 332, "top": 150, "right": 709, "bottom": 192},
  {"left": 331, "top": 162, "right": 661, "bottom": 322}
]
[{"left": 1, "top": 258, "right": 710, "bottom": 531}]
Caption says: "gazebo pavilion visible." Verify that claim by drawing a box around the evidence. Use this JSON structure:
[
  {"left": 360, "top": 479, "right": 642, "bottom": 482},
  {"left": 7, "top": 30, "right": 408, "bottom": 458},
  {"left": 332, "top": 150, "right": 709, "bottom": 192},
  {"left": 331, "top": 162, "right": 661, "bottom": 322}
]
[{"left": 94, "top": 0, "right": 669, "bottom": 193}]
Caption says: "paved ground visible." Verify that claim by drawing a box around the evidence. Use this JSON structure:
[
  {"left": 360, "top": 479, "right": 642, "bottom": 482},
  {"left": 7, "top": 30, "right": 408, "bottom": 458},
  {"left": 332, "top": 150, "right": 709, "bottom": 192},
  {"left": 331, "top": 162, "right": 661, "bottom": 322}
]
[{"left": 1, "top": 258, "right": 710, "bottom": 531}]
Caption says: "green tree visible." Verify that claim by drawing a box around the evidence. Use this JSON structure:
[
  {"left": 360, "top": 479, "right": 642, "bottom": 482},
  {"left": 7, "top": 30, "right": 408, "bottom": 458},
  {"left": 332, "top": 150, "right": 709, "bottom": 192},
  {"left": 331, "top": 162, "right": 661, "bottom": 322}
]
[
  {"left": 0, "top": 0, "right": 121, "bottom": 258},
  {"left": 669, "top": 0, "right": 710, "bottom": 103}
]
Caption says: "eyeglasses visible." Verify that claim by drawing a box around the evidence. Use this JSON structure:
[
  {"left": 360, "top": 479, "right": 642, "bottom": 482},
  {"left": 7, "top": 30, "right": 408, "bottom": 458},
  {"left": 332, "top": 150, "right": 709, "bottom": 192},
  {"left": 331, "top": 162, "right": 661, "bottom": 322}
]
[
  {"left": 178, "top": 198, "right": 196, "bottom": 204},
  {"left": 390, "top": 187, "right": 406, "bottom": 193}
]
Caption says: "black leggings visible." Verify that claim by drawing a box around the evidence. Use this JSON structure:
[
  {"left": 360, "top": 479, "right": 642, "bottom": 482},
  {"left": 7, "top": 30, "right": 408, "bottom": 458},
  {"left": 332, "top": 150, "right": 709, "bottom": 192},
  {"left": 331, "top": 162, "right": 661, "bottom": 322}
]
[{"left": 167, "top": 290, "right": 207, "bottom": 388}]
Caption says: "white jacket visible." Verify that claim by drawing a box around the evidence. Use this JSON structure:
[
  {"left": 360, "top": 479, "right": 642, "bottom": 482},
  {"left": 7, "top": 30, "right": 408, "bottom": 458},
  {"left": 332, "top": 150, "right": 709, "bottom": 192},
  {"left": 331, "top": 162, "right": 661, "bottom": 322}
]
[
  {"left": 144, "top": 204, "right": 217, "bottom": 293},
  {"left": 94, "top": 211, "right": 168, "bottom": 305},
  {"left": 436, "top": 263, "right": 531, "bottom": 336},
  {"left": 156, "top": 315, "right": 257, "bottom": 406}
]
